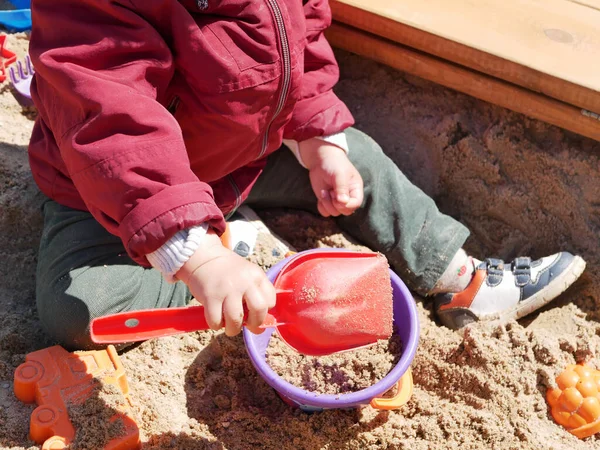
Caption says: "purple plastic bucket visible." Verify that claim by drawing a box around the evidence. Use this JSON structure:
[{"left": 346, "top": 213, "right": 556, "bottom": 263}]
[{"left": 243, "top": 249, "right": 420, "bottom": 412}]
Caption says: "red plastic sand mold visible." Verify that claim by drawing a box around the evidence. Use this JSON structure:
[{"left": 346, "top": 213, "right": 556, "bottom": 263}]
[{"left": 0, "top": 34, "right": 17, "bottom": 83}]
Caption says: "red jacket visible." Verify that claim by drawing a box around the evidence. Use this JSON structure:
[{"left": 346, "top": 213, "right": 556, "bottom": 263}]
[{"left": 28, "top": 0, "right": 354, "bottom": 265}]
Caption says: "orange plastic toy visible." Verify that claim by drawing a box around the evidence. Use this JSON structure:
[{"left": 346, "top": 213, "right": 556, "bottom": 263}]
[
  {"left": 547, "top": 364, "right": 600, "bottom": 439},
  {"left": 13, "top": 345, "right": 140, "bottom": 450}
]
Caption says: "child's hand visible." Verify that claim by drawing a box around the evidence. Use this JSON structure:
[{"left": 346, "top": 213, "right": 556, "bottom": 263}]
[
  {"left": 299, "top": 138, "right": 364, "bottom": 217},
  {"left": 175, "top": 231, "right": 276, "bottom": 336}
]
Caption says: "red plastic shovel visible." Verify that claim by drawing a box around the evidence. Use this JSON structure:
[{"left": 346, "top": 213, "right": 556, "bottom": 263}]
[{"left": 90, "top": 251, "right": 394, "bottom": 355}]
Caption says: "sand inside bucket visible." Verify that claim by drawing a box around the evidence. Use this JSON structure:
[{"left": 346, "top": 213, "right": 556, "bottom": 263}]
[{"left": 266, "top": 331, "right": 403, "bottom": 395}]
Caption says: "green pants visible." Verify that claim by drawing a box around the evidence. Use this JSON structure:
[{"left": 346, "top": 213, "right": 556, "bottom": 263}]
[{"left": 36, "top": 128, "right": 469, "bottom": 349}]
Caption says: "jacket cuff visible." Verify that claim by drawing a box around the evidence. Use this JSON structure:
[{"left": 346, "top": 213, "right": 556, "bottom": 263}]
[
  {"left": 118, "top": 182, "right": 226, "bottom": 266},
  {"left": 283, "top": 90, "right": 354, "bottom": 143},
  {"left": 146, "top": 224, "right": 208, "bottom": 283}
]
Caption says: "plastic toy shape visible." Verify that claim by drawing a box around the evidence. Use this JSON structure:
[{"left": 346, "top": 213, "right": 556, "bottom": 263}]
[
  {"left": 13, "top": 345, "right": 140, "bottom": 450},
  {"left": 8, "top": 0, "right": 31, "bottom": 8},
  {"left": 0, "top": 1, "right": 31, "bottom": 32},
  {"left": 547, "top": 364, "right": 600, "bottom": 439},
  {"left": 9, "top": 54, "right": 34, "bottom": 106},
  {"left": 0, "top": 34, "right": 17, "bottom": 83}
]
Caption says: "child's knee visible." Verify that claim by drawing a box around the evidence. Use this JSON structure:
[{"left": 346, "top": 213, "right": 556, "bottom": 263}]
[{"left": 36, "top": 285, "right": 104, "bottom": 350}]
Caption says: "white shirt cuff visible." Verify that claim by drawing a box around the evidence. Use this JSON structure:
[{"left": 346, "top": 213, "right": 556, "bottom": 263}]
[
  {"left": 318, "top": 132, "right": 349, "bottom": 154},
  {"left": 146, "top": 224, "right": 209, "bottom": 283},
  {"left": 283, "top": 131, "right": 349, "bottom": 169}
]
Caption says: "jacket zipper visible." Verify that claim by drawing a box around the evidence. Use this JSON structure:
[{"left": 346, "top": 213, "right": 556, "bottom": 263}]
[
  {"left": 228, "top": 0, "right": 292, "bottom": 212},
  {"left": 227, "top": 174, "right": 242, "bottom": 216},
  {"left": 259, "top": 0, "right": 292, "bottom": 159}
]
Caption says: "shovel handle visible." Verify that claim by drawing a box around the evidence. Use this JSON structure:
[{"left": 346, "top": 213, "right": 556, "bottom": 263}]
[
  {"left": 90, "top": 305, "right": 279, "bottom": 344},
  {"left": 369, "top": 368, "right": 414, "bottom": 411}
]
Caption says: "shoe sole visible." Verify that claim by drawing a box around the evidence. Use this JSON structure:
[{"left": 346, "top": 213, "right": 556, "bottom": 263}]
[{"left": 492, "top": 255, "right": 587, "bottom": 324}]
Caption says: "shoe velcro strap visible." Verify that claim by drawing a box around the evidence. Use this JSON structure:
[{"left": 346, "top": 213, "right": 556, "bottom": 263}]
[
  {"left": 485, "top": 258, "right": 504, "bottom": 270},
  {"left": 512, "top": 257, "right": 532, "bottom": 286},
  {"left": 513, "top": 257, "right": 532, "bottom": 270},
  {"left": 484, "top": 258, "right": 504, "bottom": 286}
]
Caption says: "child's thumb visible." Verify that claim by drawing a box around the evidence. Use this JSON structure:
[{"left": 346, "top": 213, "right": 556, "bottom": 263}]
[{"left": 333, "top": 172, "right": 350, "bottom": 204}]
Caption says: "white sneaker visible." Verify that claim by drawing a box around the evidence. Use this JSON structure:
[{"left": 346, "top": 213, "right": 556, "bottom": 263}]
[
  {"left": 221, "top": 206, "right": 295, "bottom": 257},
  {"left": 435, "top": 252, "right": 586, "bottom": 329}
]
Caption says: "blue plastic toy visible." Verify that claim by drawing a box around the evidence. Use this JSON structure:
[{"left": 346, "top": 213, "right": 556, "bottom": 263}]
[
  {"left": 0, "top": 0, "right": 32, "bottom": 32},
  {"left": 8, "top": 0, "right": 30, "bottom": 8}
]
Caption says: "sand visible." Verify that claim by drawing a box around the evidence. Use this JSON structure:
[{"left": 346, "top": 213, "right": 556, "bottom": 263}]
[
  {"left": 68, "top": 382, "right": 127, "bottom": 450},
  {"left": 266, "top": 333, "right": 403, "bottom": 395},
  {"left": 1, "top": 26, "right": 600, "bottom": 450}
]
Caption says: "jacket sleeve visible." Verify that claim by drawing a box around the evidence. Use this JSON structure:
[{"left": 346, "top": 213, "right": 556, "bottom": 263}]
[
  {"left": 29, "top": 0, "right": 226, "bottom": 266},
  {"left": 283, "top": 0, "right": 355, "bottom": 143}
]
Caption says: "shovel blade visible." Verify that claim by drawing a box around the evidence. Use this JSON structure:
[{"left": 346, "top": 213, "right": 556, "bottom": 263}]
[{"left": 274, "top": 251, "right": 394, "bottom": 355}]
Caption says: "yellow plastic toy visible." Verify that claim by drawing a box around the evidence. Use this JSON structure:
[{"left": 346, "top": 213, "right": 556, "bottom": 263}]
[{"left": 547, "top": 364, "right": 600, "bottom": 439}]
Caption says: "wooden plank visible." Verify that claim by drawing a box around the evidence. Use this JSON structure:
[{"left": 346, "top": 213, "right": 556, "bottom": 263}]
[
  {"left": 326, "top": 23, "right": 600, "bottom": 142},
  {"left": 566, "top": 0, "right": 600, "bottom": 11},
  {"left": 330, "top": 0, "right": 600, "bottom": 114}
]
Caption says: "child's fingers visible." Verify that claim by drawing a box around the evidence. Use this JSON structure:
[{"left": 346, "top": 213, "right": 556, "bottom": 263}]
[
  {"left": 222, "top": 293, "right": 244, "bottom": 336},
  {"left": 203, "top": 296, "right": 225, "bottom": 331},
  {"left": 331, "top": 185, "right": 363, "bottom": 215},
  {"left": 243, "top": 286, "right": 267, "bottom": 335},
  {"left": 321, "top": 201, "right": 341, "bottom": 217},
  {"left": 318, "top": 190, "right": 341, "bottom": 217},
  {"left": 332, "top": 178, "right": 350, "bottom": 204},
  {"left": 349, "top": 184, "right": 364, "bottom": 205},
  {"left": 342, "top": 197, "right": 362, "bottom": 212},
  {"left": 259, "top": 277, "right": 277, "bottom": 309},
  {"left": 331, "top": 201, "right": 355, "bottom": 216},
  {"left": 341, "top": 185, "right": 364, "bottom": 212},
  {"left": 334, "top": 188, "right": 350, "bottom": 204},
  {"left": 317, "top": 201, "right": 331, "bottom": 217}
]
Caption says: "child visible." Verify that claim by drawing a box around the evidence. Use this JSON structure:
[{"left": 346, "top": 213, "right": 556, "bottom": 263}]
[{"left": 28, "top": 0, "right": 585, "bottom": 350}]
